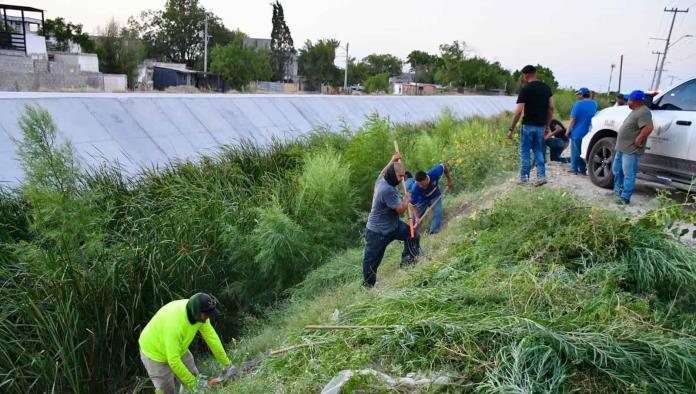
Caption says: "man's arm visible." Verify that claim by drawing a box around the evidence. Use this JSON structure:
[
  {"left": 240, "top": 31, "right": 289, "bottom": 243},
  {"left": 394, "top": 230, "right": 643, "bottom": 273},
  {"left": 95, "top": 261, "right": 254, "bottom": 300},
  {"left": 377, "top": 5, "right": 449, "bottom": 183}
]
[
  {"left": 394, "top": 194, "right": 410, "bottom": 215},
  {"left": 565, "top": 118, "right": 576, "bottom": 138},
  {"left": 200, "top": 320, "right": 232, "bottom": 366},
  {"left": 411, "top": 204, "right": 421, "bottom": 221},
  {"left": 165, "top": 332, "right": 197, "bottom": 388},
  {"left": 380, "top": 153, "right": 401, "bottom": 176},
  {"left": 508, "top": 103, "right": 525, "bottom": 139},
  {"left": 546, "top": 97, "right": 555, "bottom": 130},
  {"left": 634, "top": 124, "right": 655, "bottom": 148}
]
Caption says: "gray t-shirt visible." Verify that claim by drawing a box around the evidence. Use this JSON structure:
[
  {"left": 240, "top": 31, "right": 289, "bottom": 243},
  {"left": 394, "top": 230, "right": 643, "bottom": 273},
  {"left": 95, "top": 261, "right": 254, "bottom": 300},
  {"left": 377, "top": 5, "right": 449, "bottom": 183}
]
[
  {"left": 616, "top": 105, "right": 653, "bottom": 154},
  {"left": 366, "top": 176, "right": 402, "bottom": 234}
]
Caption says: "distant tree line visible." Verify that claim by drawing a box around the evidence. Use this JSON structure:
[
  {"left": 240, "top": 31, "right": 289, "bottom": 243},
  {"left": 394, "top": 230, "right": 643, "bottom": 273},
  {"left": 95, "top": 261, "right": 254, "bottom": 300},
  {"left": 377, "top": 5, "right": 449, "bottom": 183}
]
[{"left": 41, "top": 0, "right": 559, "bottom": 93}]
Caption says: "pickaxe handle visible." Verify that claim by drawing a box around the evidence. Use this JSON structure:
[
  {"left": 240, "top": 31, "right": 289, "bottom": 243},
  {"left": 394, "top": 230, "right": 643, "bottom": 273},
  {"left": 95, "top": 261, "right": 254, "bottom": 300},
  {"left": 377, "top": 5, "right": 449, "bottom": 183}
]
[{"left": 393, "top": 140, "right": 415, "bottom": 238}]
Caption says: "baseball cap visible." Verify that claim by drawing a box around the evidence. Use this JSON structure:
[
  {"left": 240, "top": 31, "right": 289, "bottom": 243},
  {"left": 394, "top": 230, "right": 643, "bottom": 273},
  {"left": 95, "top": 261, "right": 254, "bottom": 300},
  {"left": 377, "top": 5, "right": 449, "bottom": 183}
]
[
  {"left": 575, "top": 87, "right": 590, "bottom": 96},
  {"left": 192, "top": 292, "right": 221, "bottom": 318},
  {"left": 628, "top": 90, "right": 645, "bottom": 101}
]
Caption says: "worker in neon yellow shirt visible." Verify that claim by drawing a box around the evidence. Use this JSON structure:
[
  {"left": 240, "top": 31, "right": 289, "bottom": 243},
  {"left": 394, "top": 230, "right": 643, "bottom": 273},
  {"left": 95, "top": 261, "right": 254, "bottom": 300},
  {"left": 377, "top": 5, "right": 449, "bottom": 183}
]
[{"left": 139, "top": 293, "right": 232, "bottom": 393}]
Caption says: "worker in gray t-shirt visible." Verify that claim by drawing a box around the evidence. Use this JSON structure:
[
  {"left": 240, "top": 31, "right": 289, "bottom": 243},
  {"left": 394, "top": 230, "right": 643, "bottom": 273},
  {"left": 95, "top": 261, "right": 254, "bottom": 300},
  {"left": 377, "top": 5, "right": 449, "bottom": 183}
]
[
  {"left": 612, "top": 90, "right": 654, "bottom": 204},
  {"left": 363, "top": 153, "right": 420, "bottom": 287}
]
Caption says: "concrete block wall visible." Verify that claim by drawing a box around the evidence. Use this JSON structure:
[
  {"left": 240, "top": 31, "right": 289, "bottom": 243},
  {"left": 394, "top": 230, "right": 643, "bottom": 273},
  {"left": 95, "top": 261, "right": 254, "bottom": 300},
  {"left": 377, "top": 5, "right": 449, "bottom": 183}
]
[{"left": 0, "top": 54, "right": 106, "bottom": 91}]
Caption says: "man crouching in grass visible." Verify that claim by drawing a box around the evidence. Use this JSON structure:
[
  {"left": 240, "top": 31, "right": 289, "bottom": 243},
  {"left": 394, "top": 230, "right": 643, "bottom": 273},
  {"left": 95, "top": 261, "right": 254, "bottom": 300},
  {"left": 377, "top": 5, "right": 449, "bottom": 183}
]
[
  {"left": 363, "top": 153, "right": 420, "bottom": 287},
  {"left": 139, "top": 293, "right": 233, "bottom": 393}
]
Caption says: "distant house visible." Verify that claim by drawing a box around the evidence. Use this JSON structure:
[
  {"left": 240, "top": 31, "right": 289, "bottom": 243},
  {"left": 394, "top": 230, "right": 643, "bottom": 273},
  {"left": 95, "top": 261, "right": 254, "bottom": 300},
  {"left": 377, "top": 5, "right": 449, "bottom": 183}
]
[
  {"left": 1, "top": 4, "right": 46, "bottom": 57},
  {"left": 0, "top": 4, "right": 126, "bottom": 92},
  {"left": 152, "top": 65, "right": 226, "bottom": 92},
  {"left": 242, "top": 37, "right": 271, "bottom": 50},
  {"left": 392, "top": 82, "right": 441, "bottom": 96}
]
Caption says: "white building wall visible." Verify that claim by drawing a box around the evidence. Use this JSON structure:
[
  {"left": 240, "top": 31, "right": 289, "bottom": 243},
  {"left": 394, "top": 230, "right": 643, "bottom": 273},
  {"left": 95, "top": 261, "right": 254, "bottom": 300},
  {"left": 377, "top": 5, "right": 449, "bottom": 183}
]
[{"left": 25, "top": 33, "right": 47, "bottom": 57}]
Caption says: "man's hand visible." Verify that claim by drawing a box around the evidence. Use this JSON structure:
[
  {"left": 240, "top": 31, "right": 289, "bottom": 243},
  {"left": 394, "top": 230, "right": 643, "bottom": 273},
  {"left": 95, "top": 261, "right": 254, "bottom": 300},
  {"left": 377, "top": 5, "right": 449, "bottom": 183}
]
[
  {"left": 402, "top": 194, "right": 411, "bottom": 206},
  {"left": 565, "top": 131, "right": 570, "bottom": 138},
  {"left": 391, "top": 153, "right": 402, "bottom": 163},
  {"left": 447, "top": 181, "right": 454, "bottom": 190},
  {"left": 507, "top": 129, "right": 514, "bottom": 140},
  {"left": 634, "top": 136, "right": 643, "bottom": 148}
]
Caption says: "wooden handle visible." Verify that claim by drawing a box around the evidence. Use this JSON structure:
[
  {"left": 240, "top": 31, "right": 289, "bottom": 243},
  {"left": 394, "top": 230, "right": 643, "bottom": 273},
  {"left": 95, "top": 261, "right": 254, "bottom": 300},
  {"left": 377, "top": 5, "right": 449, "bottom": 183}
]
[{"left": 393, "top": 140, "right": 415, "bottom": 238}]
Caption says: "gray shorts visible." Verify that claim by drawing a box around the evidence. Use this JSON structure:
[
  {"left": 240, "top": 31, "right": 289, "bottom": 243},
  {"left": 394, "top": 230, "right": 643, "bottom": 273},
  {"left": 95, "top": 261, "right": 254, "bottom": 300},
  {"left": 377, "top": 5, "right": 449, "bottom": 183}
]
[{"left": 140, "top": 349, "right": 199, "bottom": 394}]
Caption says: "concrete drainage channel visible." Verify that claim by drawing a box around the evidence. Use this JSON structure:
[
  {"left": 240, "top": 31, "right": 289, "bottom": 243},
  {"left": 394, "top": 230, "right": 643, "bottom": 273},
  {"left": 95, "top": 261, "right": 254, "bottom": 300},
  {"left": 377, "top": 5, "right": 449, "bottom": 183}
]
[{"left": 0, "top": 93, "right": 515, "bottom": 185}]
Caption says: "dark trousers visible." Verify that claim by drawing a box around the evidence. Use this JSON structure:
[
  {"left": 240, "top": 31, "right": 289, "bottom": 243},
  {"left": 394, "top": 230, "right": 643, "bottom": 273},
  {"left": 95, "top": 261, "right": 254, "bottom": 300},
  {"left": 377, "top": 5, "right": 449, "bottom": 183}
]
[
  {"left": 545, "top": 138, "right": 569, "bottom": 162},
  {"left": 362, "top": 221, "right": 420, "bottom": 287}
]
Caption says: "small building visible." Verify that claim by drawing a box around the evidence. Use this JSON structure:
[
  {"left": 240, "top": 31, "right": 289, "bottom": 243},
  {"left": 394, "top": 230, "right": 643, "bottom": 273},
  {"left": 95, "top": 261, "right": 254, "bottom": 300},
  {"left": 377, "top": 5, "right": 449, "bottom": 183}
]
[
  {"left": 242, "top": 37, "right": 271, "bottom": 51},
  {"left": 0, "top": 4, "right": 127, "bottom": 92},
  {"left": 1, "top": 4, "right": 46, "bottom": 57},
  {"left": 392, "top": 82, "right": 441, "bottom": 96},
  {"left": 152, "top": 65, "right": 226, "bottom": 92}
]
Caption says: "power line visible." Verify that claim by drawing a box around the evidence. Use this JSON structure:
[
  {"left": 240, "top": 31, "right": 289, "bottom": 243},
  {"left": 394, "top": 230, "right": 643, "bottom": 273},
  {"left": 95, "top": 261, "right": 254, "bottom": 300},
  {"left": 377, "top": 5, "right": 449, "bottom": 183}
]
[{"left": 654, "top": 7, "right": 689, "bottom": 90}]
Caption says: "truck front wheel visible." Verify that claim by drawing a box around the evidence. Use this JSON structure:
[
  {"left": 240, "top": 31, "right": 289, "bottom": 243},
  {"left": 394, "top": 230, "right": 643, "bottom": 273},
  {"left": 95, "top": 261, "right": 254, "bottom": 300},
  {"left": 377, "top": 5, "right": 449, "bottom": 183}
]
[{"left": 588, "top": 136, "right": 616, "bottom": 189}]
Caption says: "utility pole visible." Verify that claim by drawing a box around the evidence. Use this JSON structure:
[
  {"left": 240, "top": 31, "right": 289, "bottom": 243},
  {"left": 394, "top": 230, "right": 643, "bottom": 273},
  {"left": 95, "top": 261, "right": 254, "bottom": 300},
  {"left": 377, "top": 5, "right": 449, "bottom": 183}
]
[
  {"left": 655, "top": 7, "right": 689, "bottom": 90},
  {"left": 650, "top": 51, "right": 663, "bottom": 90},
  {"left": 203, "top": 14, "right": 209, "bottom": 74},
  {"left": 617, "top": 55, "right": 623, "bottom": 93},
  {"left": 343, "top": 42, "right": 349, "bottom": 92},
  {"left": 667, "top": 75, "right": 679, "bottom": 87},
  {"left": 607, "top": 63, "right": 615, "bottom": 94}
]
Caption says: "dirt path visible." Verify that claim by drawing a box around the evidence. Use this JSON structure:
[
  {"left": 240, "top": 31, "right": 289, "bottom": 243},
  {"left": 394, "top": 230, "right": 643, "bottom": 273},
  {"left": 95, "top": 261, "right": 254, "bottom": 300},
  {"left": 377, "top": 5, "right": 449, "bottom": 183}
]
[{"left": 507, "top": 160, "right": 696, "bottom": 246}]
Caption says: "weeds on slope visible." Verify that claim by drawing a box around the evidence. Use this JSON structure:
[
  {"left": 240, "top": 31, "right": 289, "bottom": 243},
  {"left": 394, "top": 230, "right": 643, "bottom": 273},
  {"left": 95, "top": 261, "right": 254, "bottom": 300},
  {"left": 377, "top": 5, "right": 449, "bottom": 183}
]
[{"left": 228, "top": 188, "right": 696, "bottom": 393}]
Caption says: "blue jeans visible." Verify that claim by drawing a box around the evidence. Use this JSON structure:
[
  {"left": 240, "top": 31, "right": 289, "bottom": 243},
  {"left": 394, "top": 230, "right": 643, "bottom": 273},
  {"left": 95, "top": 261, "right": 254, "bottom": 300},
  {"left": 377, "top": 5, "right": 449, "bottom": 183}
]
[
  {"left": 613, "top": 151, "right": 640, "bottom": 202},
  {"left": 545, "top": 138, "right": 569, "bottom": 162},
  {"left": 362, "top": 221, "right": 420, "bottom": 287},
  {"left": 570, "top": 138, "right": 587, "bottom": 173},
  {"left": 417, "top": 199, "right": 443, "bottom": 234},
  {"left": 520, "top": 124, "right": 546, "bottom": 181}
]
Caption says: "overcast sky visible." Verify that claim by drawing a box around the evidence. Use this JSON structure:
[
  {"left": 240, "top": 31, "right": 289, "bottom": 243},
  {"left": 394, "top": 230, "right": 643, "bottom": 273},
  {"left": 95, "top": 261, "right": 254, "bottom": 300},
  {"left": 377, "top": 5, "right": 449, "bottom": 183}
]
[{"left": 27, "top": 0, "right": 696, "bottom": 92}]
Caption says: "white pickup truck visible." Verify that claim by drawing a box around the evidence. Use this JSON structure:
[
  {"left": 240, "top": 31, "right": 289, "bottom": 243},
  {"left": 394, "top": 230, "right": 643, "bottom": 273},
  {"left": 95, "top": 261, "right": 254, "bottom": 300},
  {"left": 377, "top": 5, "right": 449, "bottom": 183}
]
[{"left": 582, "top": 77, "right": 696, "bottom": 190}]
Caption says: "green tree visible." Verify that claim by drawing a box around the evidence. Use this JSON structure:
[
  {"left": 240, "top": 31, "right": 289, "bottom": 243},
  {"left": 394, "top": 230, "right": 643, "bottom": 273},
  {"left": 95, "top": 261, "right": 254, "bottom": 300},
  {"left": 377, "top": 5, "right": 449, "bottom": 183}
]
[
  {"left": 434, "top": 40, "right": 467, "bottom": 86},
  {"left": 210, "top": 35, "right": 273, "bottom": 90},
  {"left": 347, "top": 57, "right": 370, "bottom": 86},
  {"left": 95, "top": 19, "right": 144, "bottom": 88},
  {"left": 42, "top": 17, "right": 96, "bottom": 53},
  {"left": 128, "top": 0, "right": 233, "bottom": 66},
  {"left": 407, "top": 50, "right": 437, "bottom": 83},
  {"left": 297, "top": 39, "right": 342, "bottom": 91},
  {"left": 364, "top": 73, "right": 390, "bottom": 94},
  {"left": 362, "top": 54, "right": 403, "bottom": 77},
  {"left": 270, "top": 0, "right": 296, "bottom": 81}
]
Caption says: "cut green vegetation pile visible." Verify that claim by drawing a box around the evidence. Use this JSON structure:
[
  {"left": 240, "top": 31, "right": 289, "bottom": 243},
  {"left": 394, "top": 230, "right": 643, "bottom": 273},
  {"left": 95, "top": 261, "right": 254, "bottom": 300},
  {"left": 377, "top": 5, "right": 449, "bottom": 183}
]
[
  {"left": 0, "top": 106, "right": 515, "bottom": 393},
  {"left": 223, "top": 188, "right": 696, "bottom": 393}
]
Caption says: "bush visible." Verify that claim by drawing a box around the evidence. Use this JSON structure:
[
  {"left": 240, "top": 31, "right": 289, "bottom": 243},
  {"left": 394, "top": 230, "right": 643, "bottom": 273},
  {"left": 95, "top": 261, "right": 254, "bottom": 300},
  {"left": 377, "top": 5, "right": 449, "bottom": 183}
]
[{"left": 364, "top": 72, "right": 390, "bottom": 94}]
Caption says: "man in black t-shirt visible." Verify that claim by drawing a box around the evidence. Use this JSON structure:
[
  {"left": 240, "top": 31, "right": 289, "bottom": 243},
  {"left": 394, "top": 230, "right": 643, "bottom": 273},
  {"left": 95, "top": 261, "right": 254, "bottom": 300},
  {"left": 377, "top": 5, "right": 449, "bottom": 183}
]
[
  {"left": 545, "top": 119, "right": 570, "bottom": 163},
  {"left": 507, "top": 65, "right": 554, "bottom": 186}
]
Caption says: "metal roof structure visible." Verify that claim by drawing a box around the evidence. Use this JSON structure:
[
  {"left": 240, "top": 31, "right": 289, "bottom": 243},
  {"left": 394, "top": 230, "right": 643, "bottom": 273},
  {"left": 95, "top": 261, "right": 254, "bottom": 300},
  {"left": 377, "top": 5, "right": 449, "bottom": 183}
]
[{"left": 0, "top": 93, "right": 516, "bottom": 186}]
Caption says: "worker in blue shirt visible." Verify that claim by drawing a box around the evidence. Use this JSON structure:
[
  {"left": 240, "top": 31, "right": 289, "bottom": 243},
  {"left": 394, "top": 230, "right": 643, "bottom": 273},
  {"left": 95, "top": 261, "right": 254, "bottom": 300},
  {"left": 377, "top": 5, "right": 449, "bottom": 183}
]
[{"left": 409, "top": 163, "right": 453, "bottom": 234}]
